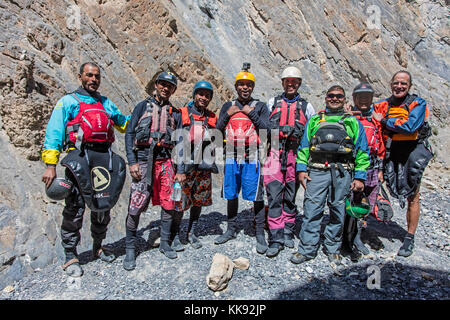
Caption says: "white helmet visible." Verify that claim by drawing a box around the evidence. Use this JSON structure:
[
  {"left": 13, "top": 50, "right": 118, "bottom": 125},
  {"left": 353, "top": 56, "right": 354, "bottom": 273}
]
[{"left": 281, "top": 66, "right": 302, "bottom": 80}]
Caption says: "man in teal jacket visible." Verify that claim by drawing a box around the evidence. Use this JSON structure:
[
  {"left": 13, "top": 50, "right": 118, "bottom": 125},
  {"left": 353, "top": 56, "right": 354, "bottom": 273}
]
[
  {"left": 41, "top": 62, "right": 129, "bottom": 277},
  {"left": 290, "top": 85, "right": 370, "bottom": 266}
]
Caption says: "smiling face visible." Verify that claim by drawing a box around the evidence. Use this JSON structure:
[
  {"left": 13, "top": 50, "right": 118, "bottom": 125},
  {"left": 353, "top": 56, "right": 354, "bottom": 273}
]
[
  {"left": 325, "top": 88, "right": 346, "bottom": 111},
  {"left": 194, "top": 88, "right": 212, "bottom": 110},
  {"left": 78, "top": 64, "right": 101, "bottom": 93},
  {"left": 155, "top": 80, "right": 176, "bottom": 102},
  {"left": 235, "top": 79, "right": 254, "bottom": 101},
  {"left": 282, "top": 77, "right": 302, "bottom": 98},
  {"left": 353, "top": 92, "right": 374, "bottom": 112},
  {"left": 391, "top": 72, "right": 411, "bottom": 100}
]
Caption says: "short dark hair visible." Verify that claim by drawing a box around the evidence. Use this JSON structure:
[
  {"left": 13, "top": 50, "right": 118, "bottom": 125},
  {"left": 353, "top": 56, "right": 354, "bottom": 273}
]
[
  {"left": 391, "top": 70, "right": 412, "bottom": 85},
  {"left": 79, "top": 62, "right": 100, "bottom": 74},
  {"left": 327, "top": 85, "right": 345, "bottom": 96}
]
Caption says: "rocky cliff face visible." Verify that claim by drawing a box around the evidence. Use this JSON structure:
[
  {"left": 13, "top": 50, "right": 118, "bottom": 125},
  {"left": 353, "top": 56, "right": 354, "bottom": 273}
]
[{"left": 0, "top": 0, "right": 448, "bottom": 289}]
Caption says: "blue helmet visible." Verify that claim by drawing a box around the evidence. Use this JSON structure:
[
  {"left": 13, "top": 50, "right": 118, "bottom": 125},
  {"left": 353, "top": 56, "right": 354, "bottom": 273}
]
[
  {"left": 156, "top": 71, "right": 177, "bottom": 87},
  {"left": 192, "top": 80, "right": 213, "bottom": 99}
]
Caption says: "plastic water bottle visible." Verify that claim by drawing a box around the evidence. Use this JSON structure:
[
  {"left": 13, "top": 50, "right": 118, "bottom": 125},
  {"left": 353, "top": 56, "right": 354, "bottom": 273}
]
[{"left": 171, "top": 182, "right": 182, "bottom": 201}]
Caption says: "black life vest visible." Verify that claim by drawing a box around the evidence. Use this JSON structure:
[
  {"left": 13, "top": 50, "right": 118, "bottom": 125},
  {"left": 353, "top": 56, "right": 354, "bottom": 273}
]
[
  {"left": 309, "top": 111, "right": 355, "bottom": 164},
  {"left": 134, "top": 97, "right": 177, "bottom": 149}
]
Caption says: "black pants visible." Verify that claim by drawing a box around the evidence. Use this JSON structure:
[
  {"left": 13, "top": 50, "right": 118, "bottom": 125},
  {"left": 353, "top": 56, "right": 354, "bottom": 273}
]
[{"left": 61, "top": 169, "right": 110, "bottom": 251}]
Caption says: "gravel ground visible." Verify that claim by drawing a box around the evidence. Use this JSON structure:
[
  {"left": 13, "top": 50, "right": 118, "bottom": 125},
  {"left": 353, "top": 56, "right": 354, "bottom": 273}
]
[{"left": 1, "top": 177, "right": 449, "bottom": 301}]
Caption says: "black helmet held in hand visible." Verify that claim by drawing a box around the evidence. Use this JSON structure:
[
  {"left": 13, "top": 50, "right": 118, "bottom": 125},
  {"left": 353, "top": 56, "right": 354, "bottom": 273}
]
[{"left": 46, "top": 178, "right": 74, "bottom": 200}]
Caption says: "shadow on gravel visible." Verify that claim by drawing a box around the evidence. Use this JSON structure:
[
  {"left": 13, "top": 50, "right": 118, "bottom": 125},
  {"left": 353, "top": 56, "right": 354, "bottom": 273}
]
[
  {"left": 292, "top": 213, "right": 408, "bottom": 252},
  {"left": 75, "top": 219, "right": 162, "bottom": 264},
  {"left": 77, "top": 209, "right": 233, "bottom": 262},
  {"left": 362, "top": 215, "right": 408, "bottom": 250},
  {"left": 275, "top": 261, "right": 449, "bottom": 300},
  {"left": 74, "top": 208, "right": 409, "bottom": 265},
  {"left": 182, "top": 210, "right": 227, "bottom": 238}
]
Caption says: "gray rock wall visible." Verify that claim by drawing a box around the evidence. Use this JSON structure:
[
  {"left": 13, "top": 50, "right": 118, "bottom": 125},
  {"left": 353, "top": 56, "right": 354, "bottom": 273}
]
[{"left": 0, "top": 0, "right": 448, "bottom": 288}]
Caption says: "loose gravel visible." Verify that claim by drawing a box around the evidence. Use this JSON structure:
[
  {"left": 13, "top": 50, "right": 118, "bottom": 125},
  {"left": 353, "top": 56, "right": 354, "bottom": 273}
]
[{"left": 1, "top": 182, "right": 449, "bottom": 300}]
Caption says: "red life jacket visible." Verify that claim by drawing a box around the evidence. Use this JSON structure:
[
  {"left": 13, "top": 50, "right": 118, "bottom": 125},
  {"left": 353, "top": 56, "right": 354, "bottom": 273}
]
[
  {"left": 134, "top": 97, "right": 177, "bottom": 148},
  {"left": 354, "top": 114, "right": 381, "bottom": 157},
  {"left": 66, "top": 93, "right": 115, "bottom": 146},
  {"left": 180, "top": 105, "right": 217, "bottom": 143},
  {"left": 224, "top": 100, "right": 259, "bottom": 146},
  {"left": 269, "top": 96, "right": 308, "bottom": 141}
]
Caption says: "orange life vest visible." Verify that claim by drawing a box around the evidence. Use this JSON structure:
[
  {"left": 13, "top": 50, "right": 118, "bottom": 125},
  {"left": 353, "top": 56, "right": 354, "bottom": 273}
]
[
  {"left": 385, "top": 94, "right": 429, "bottom": 141},
  {"left": 180, "top": 105, "right": 217, "bottom": 143}
]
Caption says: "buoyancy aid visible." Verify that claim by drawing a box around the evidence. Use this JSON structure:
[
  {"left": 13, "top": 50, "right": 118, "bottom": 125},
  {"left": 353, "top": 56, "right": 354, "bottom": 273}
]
[
  {"left": 134, "top": 97, "right": 177, "bottom": 149},
  {"left": 269, "top": 96, "right": 308, "bottom": 142},
  {"left": 380, "top": 94, "right": 433, "bottom": 207},
  {"left": 269, "top": 96, "right": 308, "bottom": 171},
  {"left": 180, "top": 105, "right": 217, "bottom": 143},
  {"left": 354, "top": 112, "right": 383, "bottom": 167},
  {"left": 225, "top": 100, "right": 259, "bottom": 146},
  {"left": 179, "top": 105, "right": 218, "bottom": 173},
  {"left": 66, "top": 93, "right": 115, "bottom": 149},
  {"left": 309, "top": 111, "right": 355, "bottom": 164},
  {"left": 133, "top": 96, "right": 178, "bottom": 192},
  {"left": 385, "top": 94, "right": 430, "bottom": 141}
]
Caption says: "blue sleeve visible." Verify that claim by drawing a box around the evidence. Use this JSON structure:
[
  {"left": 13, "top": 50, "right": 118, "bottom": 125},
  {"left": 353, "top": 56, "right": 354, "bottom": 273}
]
[
  {"left": 385, "top": 97, "right": 426, "bottom": 134},
  {"left": 43, "top": 96, "right": 76, "bottom": 153}
]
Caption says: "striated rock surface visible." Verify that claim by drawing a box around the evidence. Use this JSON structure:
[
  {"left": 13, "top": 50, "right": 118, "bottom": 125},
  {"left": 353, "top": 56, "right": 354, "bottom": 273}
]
[{"left": 0, "top": 0, "right": 448, "bottom": 288}]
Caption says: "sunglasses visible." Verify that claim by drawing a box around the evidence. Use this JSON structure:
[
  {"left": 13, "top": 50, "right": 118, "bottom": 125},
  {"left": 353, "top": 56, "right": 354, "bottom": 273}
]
[{"left": 326, "top": 93, "right": 345, "bottom": 100}]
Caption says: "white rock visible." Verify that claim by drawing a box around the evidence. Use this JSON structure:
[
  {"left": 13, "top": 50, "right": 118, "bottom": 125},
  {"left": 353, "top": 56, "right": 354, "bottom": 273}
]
[
  {"left": 3, "top": 285, "right": 14, "bottom": 293},
  {"left": 206, "top": 253, "right": 234, "bottom": 291},
  {"left": 232, "top": 257, "right": 250, "bottom": 270}
]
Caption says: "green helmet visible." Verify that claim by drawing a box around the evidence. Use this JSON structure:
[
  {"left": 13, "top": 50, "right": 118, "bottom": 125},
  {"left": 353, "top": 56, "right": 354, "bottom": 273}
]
[{"left": 345, "top": 192, "right": 371, "bottom": 219}]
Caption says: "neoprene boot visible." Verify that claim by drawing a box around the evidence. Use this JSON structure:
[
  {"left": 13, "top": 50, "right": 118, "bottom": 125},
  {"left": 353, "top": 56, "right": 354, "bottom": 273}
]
[
  {"left": 215, "top": 217, "right": 237, "bottom": 245},
  {"left": 398, "top": 233, "right": 415, "bottom": 257},
  {"left": 284, "top": 222, "right": 296, "bottom": 249},
  {"left": 187, "top": 207, "right": 202, "bottom": 249},
  {"left": 266, "top": 229, "right": 284, "bottom": 257},
  {"left": 256, "top": 232, "right": 268, "bottom": 254},
  {"left": 123, "top": 229, "right": 136, "bottom": 271},
  {"left": 93, "top": 239, "right": 116, "bottom": 263},
  {"left": 254, "top": 201, "right": 267, "bottom": 254},
  {"left": 170, "top": 212, "right": 184, "bottom": 252},
  {"left": 62, "top": 248, "right": 83, "bottom": 277},
  {"left": 266, "top": 242, "right": 284, "bottom": 258},
  {"left": 160, "top": 212, "right": 177, "bottom": 259},
  {"left": 353, "top": 220, "right": 370, "bottom": 255},
  {"left": 215, "top": 198, "right": 239, "bottom": 245}
]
